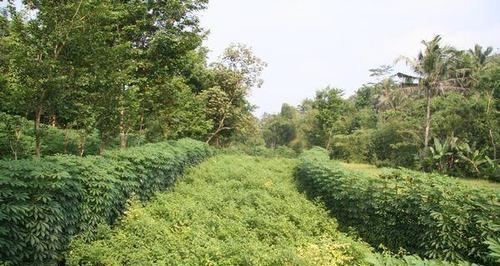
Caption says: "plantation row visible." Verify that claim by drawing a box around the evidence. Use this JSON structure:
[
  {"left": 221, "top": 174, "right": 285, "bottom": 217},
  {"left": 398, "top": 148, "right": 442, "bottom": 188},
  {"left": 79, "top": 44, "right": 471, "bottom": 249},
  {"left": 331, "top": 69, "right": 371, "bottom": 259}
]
[
  {"left": 66, "top": 155, "right": 456, "bottom": 265},
  {"left": 295, "top": 148, "right": 500, "bottom": 265},
  {"left": 0, "top": 139, "right": 214, "bottom": 265}
]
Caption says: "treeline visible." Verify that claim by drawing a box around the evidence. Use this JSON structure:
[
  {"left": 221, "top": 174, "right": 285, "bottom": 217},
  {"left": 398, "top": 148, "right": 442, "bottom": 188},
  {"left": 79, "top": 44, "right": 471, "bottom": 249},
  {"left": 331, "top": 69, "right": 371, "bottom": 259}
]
[
  {"left": 0, "top": 1, "right": 265, "bottom": 159},
  {"left": 262, "top": 36, "right": 499, "bottom": 180}
]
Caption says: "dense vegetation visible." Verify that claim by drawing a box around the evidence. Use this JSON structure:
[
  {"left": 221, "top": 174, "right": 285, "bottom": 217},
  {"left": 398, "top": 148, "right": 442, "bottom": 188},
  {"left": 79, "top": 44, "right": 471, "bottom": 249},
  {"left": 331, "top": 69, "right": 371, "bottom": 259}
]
[
  {"left": 0, "top": 139, "right": 213, "bottom": 265},
  {"left": 67, "top": 155, "right": 460, "bottom": 266},
  {"left": 0, "top": 1, "right": 265, "bottom": 159},
  {"left": 296, "top": 148, "right": 500, "bottom": 265},
  {"left": 262, "top": 38, "right": 499, "bottom": 181},
  {"left": 0, "top": 1, "right": 498, "bottom": 265}
]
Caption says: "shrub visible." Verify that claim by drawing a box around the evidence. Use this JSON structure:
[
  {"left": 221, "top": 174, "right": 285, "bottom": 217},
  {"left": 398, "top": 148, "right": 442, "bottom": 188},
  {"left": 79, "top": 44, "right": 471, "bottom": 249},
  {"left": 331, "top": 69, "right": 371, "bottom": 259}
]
[
  {"left": 370, "top": 120, "right": 419, "bottom": 168},
  {"left": 0, "top": 139, "right": 213, "bottom": 265},
  {"left": 330, "top": 129, "right": 374, "bottom": 162},
  {"left": 296, "top": 148, "right": 500, "bottom": 265}
]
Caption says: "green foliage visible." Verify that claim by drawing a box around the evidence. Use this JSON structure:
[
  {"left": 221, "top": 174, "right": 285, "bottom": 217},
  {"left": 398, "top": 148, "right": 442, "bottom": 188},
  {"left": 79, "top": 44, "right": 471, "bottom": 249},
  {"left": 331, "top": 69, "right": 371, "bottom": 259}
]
[
  {"left": 296, "top": 148, "right": 500, "bottom": 265},
  {"left": 330, "top": 129, "right": 374, "bottom": 163},
  {"left": 371, "top": 118, "right": 420, "bottom": 168},
  {"left": 67, "top": 155, "right": 458, "bottom": 266},
  {"left": 0, "top": 112, "right": 103, "bottom": 159},
  {"left": 0, "top": 139, "right": 213, "bottom": 265},
  {"left": 224, "top": 144, "right": 298, "bottom": 158}
]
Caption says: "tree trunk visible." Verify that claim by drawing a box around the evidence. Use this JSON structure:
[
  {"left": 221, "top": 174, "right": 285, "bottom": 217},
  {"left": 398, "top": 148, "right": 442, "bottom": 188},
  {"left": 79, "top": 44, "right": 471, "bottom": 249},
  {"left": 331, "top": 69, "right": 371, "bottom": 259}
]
[
  {"left": 325, "top": 129, "right": 333, "bottom": 150},
  {"left": 9, "top": 127, "right": 22, "bottom": 160},
  {"left": 78, "top": 134, "right": 86, "bottom": 157},
  {"left": 99, "top": 141, "right": 107, "bottom": 155},
  {"left": 487, "top": 88, "right": 496, "bottom": 160},
  {"left": 423, "top": 92, "right": 432, "bottom": 157},
  {"left": 139, "top": 112, "right": 145, "bottom": 134},
  {"left": 51, "top": 114, "right": 57, "bottom": 127},
  {"left": 119, "top": 109, "right": 127, "bottom": 149},
  {"left": 34, "top": 106, "right": 43, "bottom": 159},
  {"left": 489, "top": 129, "right": 496, "bottom": 160},
  {"left": 206, "top": 116, "right": 229, "bottom": 144}
]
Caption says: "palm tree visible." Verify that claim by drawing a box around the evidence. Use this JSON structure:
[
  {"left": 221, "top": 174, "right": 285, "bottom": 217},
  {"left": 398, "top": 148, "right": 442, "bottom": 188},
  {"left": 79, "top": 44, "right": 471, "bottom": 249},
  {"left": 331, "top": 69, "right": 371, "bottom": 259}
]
[
  {"left": 468, "top": 44, "right": 496, "bottom": 160},
  {"left": 399, "top": 35, "right": 466, "bottom": 156},
  {"left": 376, "top": 78, "right": 408, "bottom": 112},
  {"left": 469, "top": 44, "right": 493, "bottom": 67}
]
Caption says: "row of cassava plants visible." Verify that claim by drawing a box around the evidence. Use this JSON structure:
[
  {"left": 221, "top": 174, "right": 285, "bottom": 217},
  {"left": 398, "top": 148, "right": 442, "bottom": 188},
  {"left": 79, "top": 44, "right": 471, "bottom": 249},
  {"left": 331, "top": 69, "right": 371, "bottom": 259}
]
[
  {"left": 295, "top": 147, "right": 500, "bottom": 265},
  {"left": 66, "top": 155, "right": 458, "bottom": 266},
  {"left": 0, "top": 139, "right": 214, "bottom": 265}
]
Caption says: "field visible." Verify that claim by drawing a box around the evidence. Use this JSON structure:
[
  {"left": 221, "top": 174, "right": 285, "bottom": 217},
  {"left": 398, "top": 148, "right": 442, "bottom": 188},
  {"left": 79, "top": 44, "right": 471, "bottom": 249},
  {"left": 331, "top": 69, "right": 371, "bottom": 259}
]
[
  {"left": 66, "top": 154, "right": 475, "bottom": 266},
  {"left": 67, "top": 155, "right": 374, "bottom": 265}
]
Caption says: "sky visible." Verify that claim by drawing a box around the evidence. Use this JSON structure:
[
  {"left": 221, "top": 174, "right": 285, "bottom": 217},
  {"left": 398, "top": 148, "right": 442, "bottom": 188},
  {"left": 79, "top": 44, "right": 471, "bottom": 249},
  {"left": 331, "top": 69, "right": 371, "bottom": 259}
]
[{"left": 199, "top": 0, "right": 500, "bottom": 117}]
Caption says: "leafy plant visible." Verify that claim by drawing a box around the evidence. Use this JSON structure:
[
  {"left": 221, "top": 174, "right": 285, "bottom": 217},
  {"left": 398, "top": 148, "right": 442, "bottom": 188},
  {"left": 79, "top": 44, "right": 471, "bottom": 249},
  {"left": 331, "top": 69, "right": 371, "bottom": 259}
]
[
  {"left": 296, "top": 148, "right": 499, "bottom": 265},
  {"left": 0, "top": 139, "right": 213, "bottom": 265},
  {"left": 67, "top": 155, "right": 454, "bottom": 266}
]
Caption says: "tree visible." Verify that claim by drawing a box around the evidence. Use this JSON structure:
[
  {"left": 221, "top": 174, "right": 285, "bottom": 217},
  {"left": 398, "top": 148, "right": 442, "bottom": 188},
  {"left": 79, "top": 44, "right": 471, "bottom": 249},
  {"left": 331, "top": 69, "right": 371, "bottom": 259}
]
[
  {"left": 204, "top": 44, "right": 266, "bottom": 145},
  {"left": 261, "top": 104, "right": 298, "bottom": 148},
  {"left": 313, "top": 87, "right": 347, "bottom": 150},
  {"left": 399, "top": 35, "right": 465, "bottom": 157}
]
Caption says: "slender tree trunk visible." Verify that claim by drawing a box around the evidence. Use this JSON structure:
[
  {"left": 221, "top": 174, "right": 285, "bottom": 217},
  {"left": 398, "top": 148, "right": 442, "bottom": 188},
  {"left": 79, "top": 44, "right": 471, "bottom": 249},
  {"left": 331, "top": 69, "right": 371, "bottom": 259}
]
[
  {"left": 51, "top": 114, "right": 57, "bottom": 127},
  {"left": 119, "top": 109, "right": 127, "bottom": 149},
  {"left": 99, "top": 141, "right": 107, "bottom": 155},
  {"left": 487, "top": 88, "right": 496, "bottom": 160},
  {"left": 34, "top": 106, "right": 43, "bottom": 159},
  {"left": 139, "top": 112, "right": 145, "bottom": 134},
  {"left": 78, "top": 133, "right": 86, "bottom": 157},
  {"left": 489, "top": 130, "right": 496, "bottom": 160},
  {"left": 423, "top": 92, "right": 432, "bottom": 157},
  {"left": 9, "top": 128, "right": 22, "bottom": 160},
  {"left": 325, "top": 129, "right": 333, "bottom": 150},
  {"left": 206, "top": 116, "right": 230, "bottom": 144}
]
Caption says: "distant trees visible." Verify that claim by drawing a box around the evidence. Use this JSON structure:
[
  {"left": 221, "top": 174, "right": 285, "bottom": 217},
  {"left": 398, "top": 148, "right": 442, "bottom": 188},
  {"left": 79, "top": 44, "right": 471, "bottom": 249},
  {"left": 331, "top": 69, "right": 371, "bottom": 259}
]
[{"left": 261, "top": 36, "right": 498, "bottom": 180}]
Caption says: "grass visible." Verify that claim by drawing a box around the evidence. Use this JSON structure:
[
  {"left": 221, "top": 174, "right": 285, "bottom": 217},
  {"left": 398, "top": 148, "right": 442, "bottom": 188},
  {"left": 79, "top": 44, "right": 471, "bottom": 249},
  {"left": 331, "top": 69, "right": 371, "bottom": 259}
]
[
  {"left": 67, "top": 155, "right": 380, "bottom": 265},
  {"left": 339, "top": 161, "right": 500, "bottom": 190}
]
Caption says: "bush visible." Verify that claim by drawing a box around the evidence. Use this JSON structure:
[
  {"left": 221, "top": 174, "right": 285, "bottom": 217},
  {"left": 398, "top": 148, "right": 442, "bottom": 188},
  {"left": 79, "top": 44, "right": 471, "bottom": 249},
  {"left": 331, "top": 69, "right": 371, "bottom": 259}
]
[
  {"left": 296, "top": 148, "right": 500, "bottom": 265},
  {"left": 370, "top": 119, "right": 419, "bottom": 168},
  {"left": 0, "top": 139, "right": 214, "bottom": 265},
  {"left": 330, "top": 129, "right": 374, "bottom": 162}
]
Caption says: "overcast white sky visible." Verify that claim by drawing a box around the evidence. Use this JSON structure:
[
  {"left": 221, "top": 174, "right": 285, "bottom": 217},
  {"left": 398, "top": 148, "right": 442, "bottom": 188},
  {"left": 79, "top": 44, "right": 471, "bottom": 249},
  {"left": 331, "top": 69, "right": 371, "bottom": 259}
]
[{"left": 199, "top": 0, "right": 500, "bottom": 116}]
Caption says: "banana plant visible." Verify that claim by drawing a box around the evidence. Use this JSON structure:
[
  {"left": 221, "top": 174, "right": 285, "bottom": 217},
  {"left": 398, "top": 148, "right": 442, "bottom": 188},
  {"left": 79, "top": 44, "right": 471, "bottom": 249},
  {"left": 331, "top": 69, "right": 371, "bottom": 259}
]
[
  {"left": 456, "top": 142, "right": 487, "bottom": 175},
  {"left": 429, "top": 137, "right": 457, "bottom": 173}
]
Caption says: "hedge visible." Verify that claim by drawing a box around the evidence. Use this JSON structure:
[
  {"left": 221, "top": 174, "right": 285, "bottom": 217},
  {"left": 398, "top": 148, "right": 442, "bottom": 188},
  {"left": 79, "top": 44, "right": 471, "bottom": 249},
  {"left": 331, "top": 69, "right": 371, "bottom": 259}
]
[
  {"left": 0, "top": 139, "right": 214, "bottom": 265},
  {"left": 295, "top": 147, "right": 500, "bottom": 265}
]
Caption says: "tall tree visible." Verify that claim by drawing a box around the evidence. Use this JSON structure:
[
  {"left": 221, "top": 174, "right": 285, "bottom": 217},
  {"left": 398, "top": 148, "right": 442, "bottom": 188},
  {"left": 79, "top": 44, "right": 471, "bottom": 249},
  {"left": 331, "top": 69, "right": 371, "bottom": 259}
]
[
  {"left": 204, "top": 44, "right": 266, "bottom": 145},
  {"left": 399, "top": 35, "right": 465, "bottom": 156},
  {"left": 313, "top": 87, "right": 347, "bottom": 150}
]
